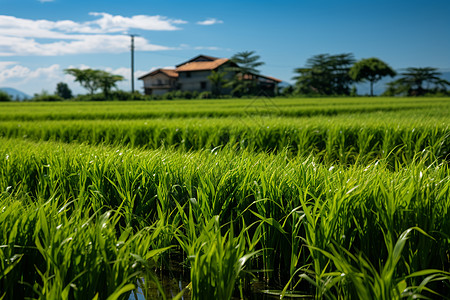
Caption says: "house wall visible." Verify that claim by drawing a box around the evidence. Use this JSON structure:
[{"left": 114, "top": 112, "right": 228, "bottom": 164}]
[
  {"left": 177, "top": 66, "right": 235, "bottom": 93},
  {"left": 177, "top": 70, "right": 212, "bottom": 92},
  {"left": 142, "top": 73, "right": 176, "bottom": 89},
  {"left": 152, "top": 88, "right": 170, "bottom": 96}
]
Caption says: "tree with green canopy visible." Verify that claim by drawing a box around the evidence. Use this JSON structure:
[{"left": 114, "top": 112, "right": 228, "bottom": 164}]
[
  {"left": 64, "top": 68, "right": 124, "bottom": 98},
  {"left": 383, "top": 67, "right": 449, "bottom": 96},
  {"left": 349, "top": 58, "right": 396, "bottom": 96},
  {"left": 293, "top": 53, "right": 355, "bottom": 96},
  {"left": 64, "top": 68, "right": 101, "bottom": 95},
  {"left": 226, "top": 50, "right": 265, "bottom": 96},
  {"left": 96, "top": 71, "right": 125, "bottom": 98},
  {"left": 0, "top": 90, "right": 12, "bottom": 102},
  {"left": 55, "top": 82, "right": 73, "bottom": 99}
]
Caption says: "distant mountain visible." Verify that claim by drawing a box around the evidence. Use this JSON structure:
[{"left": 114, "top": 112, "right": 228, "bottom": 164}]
[{"left": 0, "top": 87, "right": 30, "bottom": 101}]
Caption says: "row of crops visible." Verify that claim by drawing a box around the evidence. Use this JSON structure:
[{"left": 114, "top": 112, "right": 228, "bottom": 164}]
[
  {"left": 0, "top": 97, "right": 449, "bottom": 299},
  {"left": 0, "top": 97, "right": 449, "bottom": 121},
  {"left": 0, "top": 113, "right": 448, "bottom": 166}
]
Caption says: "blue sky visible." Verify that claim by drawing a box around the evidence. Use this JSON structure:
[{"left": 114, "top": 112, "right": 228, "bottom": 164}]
[{"left": 1, "top": 0, "right": 449, "bottom": 95}]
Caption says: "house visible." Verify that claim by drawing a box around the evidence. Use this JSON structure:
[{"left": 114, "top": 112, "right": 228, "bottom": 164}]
[
  {"left": 174, "top": 55, "right": 235, "bottom": 93},
  {"left": 138, "top": 54, "right": 282, "bottom": 96},
  {"left": 138, "top": 68, "right": 178, "bottom": 96}
]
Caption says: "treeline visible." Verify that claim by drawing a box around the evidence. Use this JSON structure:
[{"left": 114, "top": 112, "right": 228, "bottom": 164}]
[
  {"left": 30, "top": 69, "right": 146, "bottom": 102},
  {"left": 3, "top": 52, "right": 449, "bottom": 102},
  {"left": 286, "top": 53, "right": 450, "bottom": 97},
  {"left": 22, "top": 68, "right": 223, "bottom": 102}
]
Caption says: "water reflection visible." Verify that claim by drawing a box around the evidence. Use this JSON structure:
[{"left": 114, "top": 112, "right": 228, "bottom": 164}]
[{"left": 127, "top": 274, "right": 312, "bottom": 300}]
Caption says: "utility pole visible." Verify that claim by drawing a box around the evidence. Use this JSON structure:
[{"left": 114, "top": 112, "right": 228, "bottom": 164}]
[{"left": 129, "top": 34, "right": 138, "bottom": 93}]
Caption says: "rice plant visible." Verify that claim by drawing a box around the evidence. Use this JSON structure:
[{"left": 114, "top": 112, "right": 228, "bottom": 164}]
[{"left": 0, "top": 96, "right": 449, "bottom": 299}]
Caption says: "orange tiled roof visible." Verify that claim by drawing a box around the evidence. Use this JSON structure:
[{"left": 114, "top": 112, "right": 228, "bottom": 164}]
[
  {"left": 259, "top": 74, "right": 282, "bottom": 83},
  {"left": 175, "top": 58, "right": 229, "bottom": 72},
  {"left": 175, "top": 55, "right": 219, "bottom": 67},
  {"left": 159, "top": 69, "right": 179, "bottom": 78},
  {"left": 138, "top": 68, "right": 178, "bottom": 80},
  {"left": 242, "top": 73, "right": 282, "bottom": 83}
]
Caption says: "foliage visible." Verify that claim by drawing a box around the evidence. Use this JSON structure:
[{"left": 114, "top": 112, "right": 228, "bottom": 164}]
[
  {"left": 73, "top": 93, "right": 108, "bottom": 101},
  {"left": 280, "top": 85, "right": 294, "bottom": 97},
  {"left": 176, "top": 216, "right": 260, "bottom": 300},
  {"left": 0, "top": 137, "right": 449, "bottom": 299},
  {"left": 97, "top": 71, "right": 125, "bottom": 99},
  {"left": 55, "top": 82, "right": 73, "bottom": 99},
  {"left": 198, "top": 91, "right": 212, "bottom": 99},
  {"left": 230, "top": 50, "right": 265, "bottom": 75},
  {"left": 74, "top": 91, "right": 147, "bottom": 101},
  {"left": 0, "top": 97, "right": 448, "bottom": 121},
  {"left": 0, "top": 98, "right": 449, "bottom": 166},
  {"left": 65, "top": 68, "right": 124, "bottom": 98},
  {"left": 0, "top": 97, "right": 449, "bottom": 298},
  {"left": 384, "top": 67, "right": 450, "bottom": 96},
  {"left": 0, "top": 90, "right": 12, "bottom": 102},
  {"left": 109, "top": 90, "right": 147, "bottom": 101},
  {"left": 293, "top": 53, "right": 356, "bottom": 96},
  {"left": 32, "top": 90, "right": 64, "bottom": 102},
  {"left": 226, "top": 50, "right": 265, "bottom": 96},
  {"left": 349, "top": 58, "right": 396, "bottom": 96},
  {"left": 64, "top": 68, "right": 101, "bottom": 95},
  {"left": 208, "top": 70, "right": 227, "bottom": 97}
]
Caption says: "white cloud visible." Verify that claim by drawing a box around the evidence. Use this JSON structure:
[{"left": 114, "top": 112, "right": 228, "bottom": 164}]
[
  {"left": 196, "top": 18, "right": 223, "bottom": 26},
  {"left": 194, "top": 46, "right": 221, "bottom": 51},
  {"left": 0, "top": 33, "right": 171, "bottom": 57},
  {"left": 0, "top": 64, "right": 61, "bottom": 93},
  {"left": 0, "top": 13, "right": 185, "bottom": 37},
  {"left": 179, "top": 44, "right": 221, "bottom": 51},
  {"left": 0, "top": 61, "right": 17, "bottom": 70},
  {"left": 87, "top": 12, "right": 186, "bottom": 32},
  {"left": 0, "top": 13, "right": 186, "bottom": 56}
]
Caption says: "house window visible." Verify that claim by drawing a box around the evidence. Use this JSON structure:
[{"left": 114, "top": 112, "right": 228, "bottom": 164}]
[
  {"left": 200, "top": 81, "right": 207, "bottom": 90},
  {"left": 186, "top": 72, "right": 191, "bottom": 78}
]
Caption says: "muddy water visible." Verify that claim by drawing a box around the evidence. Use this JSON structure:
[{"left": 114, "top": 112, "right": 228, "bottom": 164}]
[{"left": 128, "top": 273, "right": 312, "bottom": 299}]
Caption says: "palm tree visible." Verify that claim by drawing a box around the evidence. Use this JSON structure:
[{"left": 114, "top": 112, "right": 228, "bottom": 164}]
[
  {"left": 400, "top": 67, "right": 446, "bottom": 95},
  {"left": 384, "top": 67, "right": 450, "bottom": 96},
  {"left": 227, "top": 51, "right": 265, "bottom": 96},
  {"left": 293, "top": 53, "right": 355, "bottom": 95},
  {"left": 207, "top": 70, "right": 227, "bottom": 97},
  {"left": 230, "top": 50, "right": 264, "bottom": 75}
]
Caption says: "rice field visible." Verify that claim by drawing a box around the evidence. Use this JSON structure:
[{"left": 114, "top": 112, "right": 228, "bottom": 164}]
[{"left": 0, "top": 97, "right": 449, "bottom": 299}]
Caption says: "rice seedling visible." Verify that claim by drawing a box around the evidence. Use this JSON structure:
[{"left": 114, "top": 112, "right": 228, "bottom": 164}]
[
  {"left": 0, "top": 96, "right": 448, "bottom": 299},
  {"left": 0, "top": 97, "right": 448, "bottom": 121},
  {"left": 0, "top": 109, "right": 447, "bottom": 166},
  {"left": 298, "top": 227, "right": 450, "bottom": 300}
]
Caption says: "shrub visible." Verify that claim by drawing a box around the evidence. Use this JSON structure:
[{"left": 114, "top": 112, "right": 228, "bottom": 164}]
[
  {"left": 162, "top": 92, "right": 173, "bottom": 100},
  {"left": 198, "top": 91, "right": 212, "bottom": 99},
  {"left": 109, "top": 90, "right": 147, "bottom": 101},
  {"left": 73, "top": 94, "right": 107, "bottom": 101},
  {"left": 32, "top": 94, "right": 64, "bottom": 102},
  {"left": 0, "top": 90, "right": 12, "bottom": 102},
  {"left": 174, "top": 90, "right": 184, "bottom": 99},
  {"left": 183, "top": 91, "right": 193, "bottom": 99},
  {"left": 191, "top": 91, "right": 199, "bottom": 99}
]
